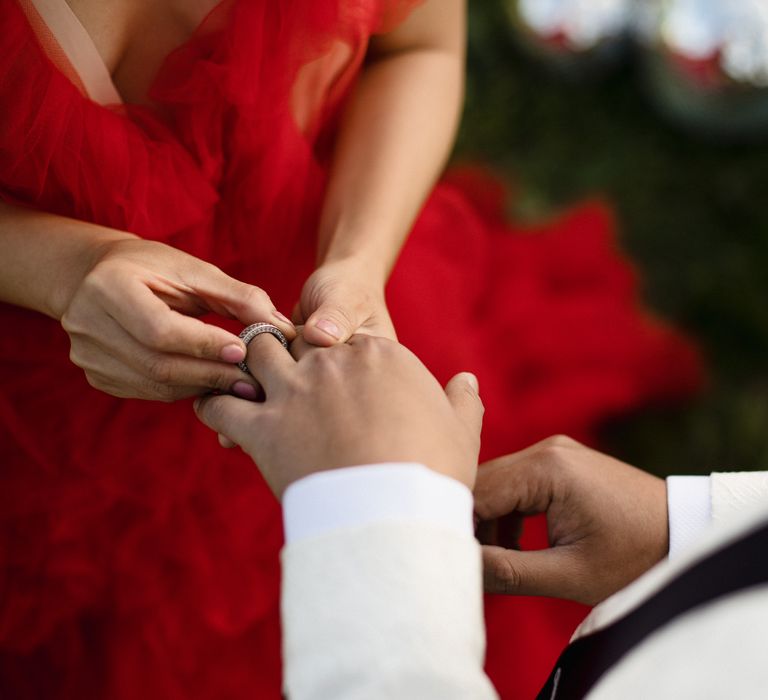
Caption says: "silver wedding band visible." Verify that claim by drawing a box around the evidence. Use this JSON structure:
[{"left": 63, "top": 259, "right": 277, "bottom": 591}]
[{"left": 237, "top": 323, "right": 289, "bottom": 374}]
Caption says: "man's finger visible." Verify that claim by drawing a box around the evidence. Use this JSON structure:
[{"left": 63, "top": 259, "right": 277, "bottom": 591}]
[
  {"left": 194, "top": 394, "right": 264, "bottom": 452},
  {"left": 474, "top": 440, "right": 574, "bottom": 521},
  {"left": 482, "top": 546, "right": 577, "bottom": 600},
  {"left": 289, "top": 329, "right": 324, "bottom": 361},
  {"left": 242, "top": 331, "right": 297, "bottom": 396},
  {"left": 474, "top": 461, "right": 553, "bottom": 522},
  {"left": 444, "top": 372, "right": 484, "bottom": 442}
]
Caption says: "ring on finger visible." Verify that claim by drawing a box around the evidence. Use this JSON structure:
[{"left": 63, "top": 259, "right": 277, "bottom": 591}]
[{"left": 237, "top": 323, "right": 289, "bottom": 374}]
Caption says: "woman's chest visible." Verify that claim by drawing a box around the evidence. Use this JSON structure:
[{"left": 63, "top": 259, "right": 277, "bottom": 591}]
[{"left": 64, "top": 0, "right": 220, "bottom": 103}]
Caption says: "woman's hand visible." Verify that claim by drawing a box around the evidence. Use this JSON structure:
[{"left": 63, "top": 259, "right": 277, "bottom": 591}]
[
  {"left": 474, "top": 436, "right": 669, "bottom": 606},
  {"left": 61, "top": 238, "right": 295, "bottom": 401},
  {"left": 294, "top": 259, "right": 396, "bottom": 346}
]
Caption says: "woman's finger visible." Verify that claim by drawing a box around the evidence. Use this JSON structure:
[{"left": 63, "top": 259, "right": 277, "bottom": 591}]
[
  {"left": 185, "top": 263, "right": 297, "bottom": 341},
  {"left": 101, "top": 279, "right": 249, "bottom": 363},
  {"left": 74, "top": 318, "right": 259, "bottom": 396},
  {"left": 81, "top": 365, "right": 201, "bottom": 402},
  {"left": 302, "top": 301, "right": 358, "bottom": 346}
]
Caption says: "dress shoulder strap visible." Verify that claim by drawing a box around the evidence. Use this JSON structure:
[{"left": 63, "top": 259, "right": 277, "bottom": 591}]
[{"left": 18, "top": 0, "right": 123, "bottom": 105}]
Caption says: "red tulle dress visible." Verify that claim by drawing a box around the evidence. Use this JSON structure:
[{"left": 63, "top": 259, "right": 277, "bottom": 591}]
[{"left": 0, "top": 1, "right": 702, "bottom": 698}]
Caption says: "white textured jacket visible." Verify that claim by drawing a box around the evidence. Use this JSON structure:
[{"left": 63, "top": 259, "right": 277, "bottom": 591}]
[{"left": 280, "top": 467, "right": 768, "bottom": 699}]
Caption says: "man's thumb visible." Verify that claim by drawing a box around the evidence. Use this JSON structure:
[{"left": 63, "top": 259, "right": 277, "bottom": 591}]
[
  {"left": 303, "top": 305, "right": 356, "bottom": 346},
  {"left": 482, "top": 545, "right": 573, "bottom": 599}
]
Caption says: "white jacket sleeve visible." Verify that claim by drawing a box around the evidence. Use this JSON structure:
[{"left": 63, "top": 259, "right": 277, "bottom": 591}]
[
  {"left": 667, "top": 471, "right": 768, "bottom": 556},
  {"left": 280, "top": 465, "right": 499, "bottom": 700},
  {"left": 711, "top": 471, "right": 768, "bottom": 523}
]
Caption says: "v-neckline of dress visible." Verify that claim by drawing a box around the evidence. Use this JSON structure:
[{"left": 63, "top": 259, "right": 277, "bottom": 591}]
[
  {"left": 24, "top": 0, "right": 229, "bottom": 108},
  {"left": 25, "top": 0, "right": 123, "bottom": 105}
]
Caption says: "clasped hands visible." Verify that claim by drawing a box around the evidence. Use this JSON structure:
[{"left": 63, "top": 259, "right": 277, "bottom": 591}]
[
  {"left": 196, "top": 330, "right": 670, "bottom": 607},
  {"left": 67, "top": 238, "right": 669, "bottom": 606}
]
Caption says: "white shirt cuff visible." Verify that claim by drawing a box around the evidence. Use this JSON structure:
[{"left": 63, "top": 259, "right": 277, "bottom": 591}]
[
  {"left": 282, "top": 463, "right": 474, "bottom": 544},
  {"left": 667, "top": 475, "right": 712, "bottom": 558}
]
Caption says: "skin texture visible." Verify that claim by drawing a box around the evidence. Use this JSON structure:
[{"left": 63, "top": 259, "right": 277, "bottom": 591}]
[
  {"left": 474, "top": 436, "right": 670, "bottom": 606},
  {"left": 195, "top": 332, "right": 484, "bottom": 498},
  {"left": 0, "top": 0, "right": 466, "bottom": 398}
]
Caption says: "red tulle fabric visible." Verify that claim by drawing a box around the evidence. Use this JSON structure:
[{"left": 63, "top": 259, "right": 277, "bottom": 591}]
[{"left": 0, "top": 1, "right": 702, "bottom": 698}]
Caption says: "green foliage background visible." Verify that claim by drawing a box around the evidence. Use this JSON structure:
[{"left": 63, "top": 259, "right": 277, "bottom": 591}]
[{"left": 457, "top": 2, "right": 768, "bottom": 475}]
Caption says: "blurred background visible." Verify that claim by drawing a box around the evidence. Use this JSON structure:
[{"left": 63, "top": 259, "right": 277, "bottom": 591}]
[{"left": 455, "top": 0, "right": 768, "bottom": 476}]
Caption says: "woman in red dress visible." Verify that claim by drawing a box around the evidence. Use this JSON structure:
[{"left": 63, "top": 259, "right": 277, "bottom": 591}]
[{"left": 0, "top": 1, "right": 700, "bottom": 698}]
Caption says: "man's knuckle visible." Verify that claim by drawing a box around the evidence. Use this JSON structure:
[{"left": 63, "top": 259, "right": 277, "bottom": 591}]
[
  {"left": 538, "top": 435, "right": 577, "bottom": 462},
  {"left": 497, "top": 556, "right": 524, "bottom": 593},
  {"left": 549, "top": 434, "right": 578, "bottom": 449}
]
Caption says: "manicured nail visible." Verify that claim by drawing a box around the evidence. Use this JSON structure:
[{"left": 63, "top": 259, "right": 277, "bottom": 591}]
[
  {"left": 273, "top": 311, "right": 295, "bottom": 327},
  {"left": 221, "top": 344, "right": 245, "bottom": 363},
  {"left": 193, "top": 398, "right": 202, "bottom": 412},
  {"left": 232, "top": 381, "right": 258, "bottom": 400},
  {"left": 315, "top": 319, "right": 341, "bottom": 340},
  {"left": 465, "top": 373, "right": 479, "bottom": 392}
]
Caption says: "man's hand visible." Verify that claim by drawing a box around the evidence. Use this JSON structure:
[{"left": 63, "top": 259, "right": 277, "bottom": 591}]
[
  {"left": 475, "top": 436, "right": 669, "bottom": 606},
  {"left": 194, "top": 332, "right": 483, "bottom": 498}
]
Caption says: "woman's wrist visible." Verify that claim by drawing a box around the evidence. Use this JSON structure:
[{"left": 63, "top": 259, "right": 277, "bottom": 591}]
[
  {"left": 316, "top": 250, "right": 389, "bottom": 290},
  {"left": 318, "top": 223, "right": 398, "bottom": 288},
  {"left": 46, "top": 227, "right": 138, "bottom": 319},
  {"left": 0, "top": 202, "right": 138, "bottom": 320}
]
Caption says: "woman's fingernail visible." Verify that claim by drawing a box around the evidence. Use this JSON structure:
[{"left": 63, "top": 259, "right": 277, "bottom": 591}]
[
  {"left": 273, "top": 311, "right": 295, "bottom": 327},
  {"left": 315, "top": 319, "right": 341, "bottom": 340},
  {"left": 232, "top": 381, "right": 258, "bottom": 400},
  {"left": 221, "top": 344, "right": 245, "bottom": 363},
  {"left": 193, "top": 397, "right": 202, "bottom": 412},
  {"left": 466, "top": 373, "right": 479, "bottom": 392}
]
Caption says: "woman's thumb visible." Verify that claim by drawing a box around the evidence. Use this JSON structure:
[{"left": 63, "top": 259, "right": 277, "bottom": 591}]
[{"left": 303, "top": 304, "right": 357, "bottom": 346}]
